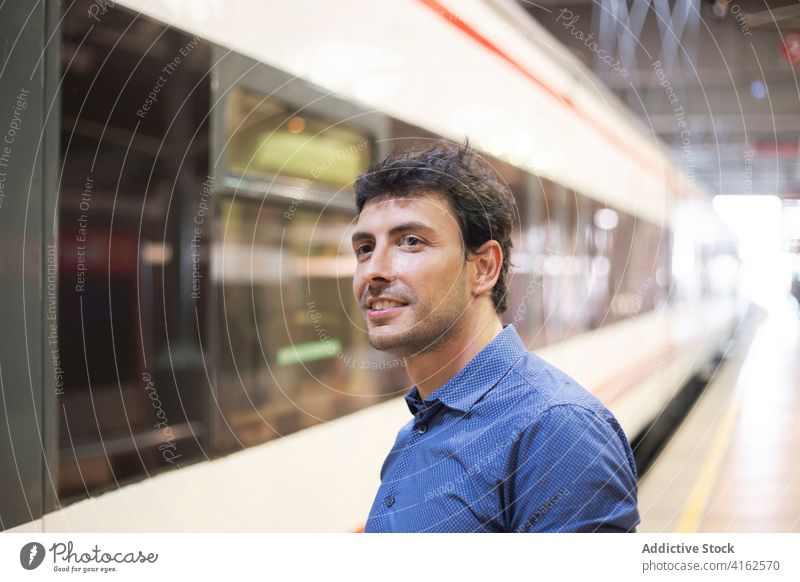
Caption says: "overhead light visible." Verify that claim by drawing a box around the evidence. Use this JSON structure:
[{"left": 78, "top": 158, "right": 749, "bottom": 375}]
[
  {"left": 142, "top": 242, "right": 173, "bottom": 265},
  {"left": 750, "top": 81, "right": 766, "bottom": 100},
  {"left": 594, "top": 208, "right": 619, "bottom": 231},
  {"left": 287, "top": 116, "right": 305, "bottom": 134}
]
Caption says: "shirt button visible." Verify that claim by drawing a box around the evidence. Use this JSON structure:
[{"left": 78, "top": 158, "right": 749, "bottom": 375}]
[
  {"left": 384, "top": 495, "right": 395, "bottom": 508},
  {"left": 417, "top": 424, "right": 427, "bottom": 434}
]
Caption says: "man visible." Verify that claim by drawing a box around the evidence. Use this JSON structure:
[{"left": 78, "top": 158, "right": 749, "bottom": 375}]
[{"left": 351, "top": 142, "right": 639, "bottom": 532}]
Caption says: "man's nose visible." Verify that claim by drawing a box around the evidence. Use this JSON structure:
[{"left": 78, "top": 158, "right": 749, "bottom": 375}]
[{"left": 364, "top": 243, "right": 396, "bottom": 284}]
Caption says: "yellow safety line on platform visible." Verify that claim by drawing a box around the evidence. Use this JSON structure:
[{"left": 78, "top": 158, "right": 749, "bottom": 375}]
[{"left": 676, "top": 395, "right": 740, "bottom": 532}]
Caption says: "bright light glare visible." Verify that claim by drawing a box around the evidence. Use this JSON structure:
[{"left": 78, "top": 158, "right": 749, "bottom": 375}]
[
  {"left": 593, "top": 208, "right": 619, "bottom": 231},
  {"left": 712, "top": 195, "right": 789, "bottom": 312},
  {"left": 750, "top": 80, "right": 767, "bottom": 100}
]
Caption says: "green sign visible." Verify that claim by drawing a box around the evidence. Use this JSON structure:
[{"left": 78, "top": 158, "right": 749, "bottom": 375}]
[{"left": 276, "top": 339, "right": 341, "bottom": 366}]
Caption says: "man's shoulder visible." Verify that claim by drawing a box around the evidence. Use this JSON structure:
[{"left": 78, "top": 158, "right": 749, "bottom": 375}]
[
  {"left": 494, "top": 350, "right": 638, "bottom": 480},
  {"left": 498, "top": 349, "right": 609, "bottom": 420}
]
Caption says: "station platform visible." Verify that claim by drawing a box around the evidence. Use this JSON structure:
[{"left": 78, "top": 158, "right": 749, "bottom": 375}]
[{"left": 638, "top": 304, "right": 800, "bottom": 532}]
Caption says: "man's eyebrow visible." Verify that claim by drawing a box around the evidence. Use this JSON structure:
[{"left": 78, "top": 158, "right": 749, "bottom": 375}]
[{"left": 351, "top": 222, "right": 435, "bottom": 245}]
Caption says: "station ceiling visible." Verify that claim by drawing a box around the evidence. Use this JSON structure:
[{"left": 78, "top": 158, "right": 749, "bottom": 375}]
[{"left": 520, "top": 0, "right": 800, "bottom": 199}]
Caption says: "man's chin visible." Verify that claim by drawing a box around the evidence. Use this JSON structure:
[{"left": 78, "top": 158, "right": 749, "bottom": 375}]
[
  {"left": 367, "top": 330, "right": 402, "bottom": 353},
  {"left": 367, "top": 327, "right": 434, "bottom": 359}
]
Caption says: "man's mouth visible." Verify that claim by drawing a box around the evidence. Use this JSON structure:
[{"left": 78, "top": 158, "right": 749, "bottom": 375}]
[
  {"left": 370, "top": 299, "right": 406, "bottom": 311},
  {"left": 367, "top": 298, "right": 408, "bottom": 320}
]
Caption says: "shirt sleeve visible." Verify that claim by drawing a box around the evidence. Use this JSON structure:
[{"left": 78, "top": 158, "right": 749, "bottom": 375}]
[{"left": 502, "top": 404, "right": 640, "bottom": 532}]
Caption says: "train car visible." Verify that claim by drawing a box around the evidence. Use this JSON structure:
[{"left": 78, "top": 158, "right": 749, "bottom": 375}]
[{"left": 4, "top": 0, "right": 739, "bottom": 533}]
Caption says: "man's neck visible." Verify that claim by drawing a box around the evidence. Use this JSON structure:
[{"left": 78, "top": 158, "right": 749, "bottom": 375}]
[{"left": 404, "top": 311, "right": 503, "bottom": 400}]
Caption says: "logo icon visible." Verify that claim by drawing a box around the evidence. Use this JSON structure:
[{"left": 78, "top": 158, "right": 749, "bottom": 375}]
[{"left": 20, "top": 542, "right": 46, "bottom": 570}]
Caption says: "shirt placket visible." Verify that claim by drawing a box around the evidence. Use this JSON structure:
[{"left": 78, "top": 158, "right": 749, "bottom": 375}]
[{"left": 379, "top": 402, "right": 442, "bottom": 530}]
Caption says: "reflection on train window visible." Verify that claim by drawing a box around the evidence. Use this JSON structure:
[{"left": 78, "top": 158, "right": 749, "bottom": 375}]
[
  {"left": 57, "top": 1, "right": 211, "bottom": 503},
  {"left": 226, "top": 87, "right": 371, "bottom": 188},
  {"left": 511, "top": 177, "right": 670, "bottom": 347},
  {"left": 213, "top": 197, "right": 404, "bottom": 451}
]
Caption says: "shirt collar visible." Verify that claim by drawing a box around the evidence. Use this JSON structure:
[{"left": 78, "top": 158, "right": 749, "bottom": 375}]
[{"left": 404, "top": 324, "right": 526, "bottom": 415}]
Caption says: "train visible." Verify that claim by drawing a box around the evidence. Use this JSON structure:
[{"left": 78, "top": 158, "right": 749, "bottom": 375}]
[{"left": 4, "top": 0, "right": 740, "bottom": 533}]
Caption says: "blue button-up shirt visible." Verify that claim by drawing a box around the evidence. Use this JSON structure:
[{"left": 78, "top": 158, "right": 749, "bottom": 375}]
[{"left": 364, "top": 325, "right": 640, "bottom": 532}]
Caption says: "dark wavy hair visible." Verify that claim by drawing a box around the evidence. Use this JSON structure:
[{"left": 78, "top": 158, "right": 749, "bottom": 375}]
[{"left": 354, "top": 141, "right": 514, "bottom": 313}]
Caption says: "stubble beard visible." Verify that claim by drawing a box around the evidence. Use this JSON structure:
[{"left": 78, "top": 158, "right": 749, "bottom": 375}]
[{"left": 367, "top": 277, "right": 470, "bottom": 359}]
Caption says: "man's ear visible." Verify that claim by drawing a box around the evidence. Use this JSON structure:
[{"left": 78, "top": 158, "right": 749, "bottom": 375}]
[{"left": 469, "top": 240, "right": 503, "bottom": 300}]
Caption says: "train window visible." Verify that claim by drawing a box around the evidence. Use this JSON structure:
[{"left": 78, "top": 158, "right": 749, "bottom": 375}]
[
  {"left": 212, "top": 197, "right": 403, "bottom": 451},
  {"left": 575, "top": 193, "right": 598, "bottom": 331},
  {"left": 628, "top": 219, "right": 668, "bottom": 314},
  {"left": 516, "top": 177, "right": 546, "bottom": 348},
  {"left": 600, "top": 202, "right": 633, "bottom": 325},
  {"left": 538, "top": 179, "right": 568, "bottom": 344},
  {"left": 226, "top": 87, "right": 371, "bottom": 189},
  {"left": 491, "top": 159, "right": 535, "bottom": 345},
  {"left": 556, "top": 190, "right": 587, "bottom": 340},
  {"left": 57, "top": 1, "right": 211, "bottom": 503},
  {"left": 585, "top": 198, "right": 614, "bottom": 329},
  {"left": 517, "top": 177, "right": 668, "bottom": 344},
  {"left": 603, "top": 212, "right": 669, "bottom": 322}
]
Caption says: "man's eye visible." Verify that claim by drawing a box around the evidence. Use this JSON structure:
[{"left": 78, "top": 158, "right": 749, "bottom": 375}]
[
  {"left": 356, "top": 243, "right": 373, "bottom": 256},
  {"left": 400, "top": 235, "right": 421, "bottom": 247}
]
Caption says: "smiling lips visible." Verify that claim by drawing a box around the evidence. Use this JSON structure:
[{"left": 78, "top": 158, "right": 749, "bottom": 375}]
[
  {"left": 371, "top": 299, "right": 405, "bottom": 310},
  {"left": 367, "top": 297, "right": 408, "bottom": 320}
]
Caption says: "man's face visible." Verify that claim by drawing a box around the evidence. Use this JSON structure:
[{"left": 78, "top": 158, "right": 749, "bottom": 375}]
[{"left": 351, "top": 194, "right": 472, "bottom": 357}]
